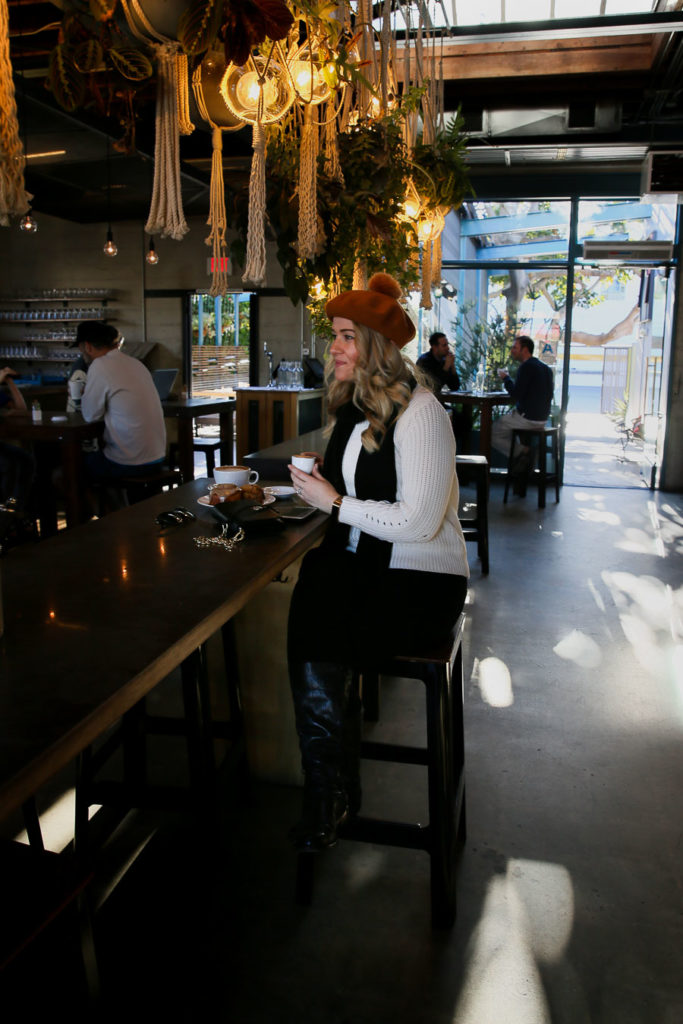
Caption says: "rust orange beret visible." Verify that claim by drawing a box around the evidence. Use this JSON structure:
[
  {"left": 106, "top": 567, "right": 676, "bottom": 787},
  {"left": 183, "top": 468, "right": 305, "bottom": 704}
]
[{"left": 325, "top": 273, "right": 416, "bottom": 348}]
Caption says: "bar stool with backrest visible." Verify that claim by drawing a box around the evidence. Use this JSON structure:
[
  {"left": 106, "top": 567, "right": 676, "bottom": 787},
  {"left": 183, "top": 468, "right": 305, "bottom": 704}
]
[
  {"left": 296, "top": 614, "right": 466, "bottom": 928},
  {"left": 503, "top": 426, "right": 560, "bottom": 509}
]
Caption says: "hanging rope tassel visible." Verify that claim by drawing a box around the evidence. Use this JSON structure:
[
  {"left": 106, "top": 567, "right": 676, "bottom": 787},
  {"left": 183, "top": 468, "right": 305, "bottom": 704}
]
[
  {"left": 353, "top": 260, "right": 367, "bottom": 290},
  {"left": 175, "top": 52, "right": 194, "bottom": 136},
  {"left": 298, "top": 104, "right": 318, "bottom": 260},
  {"left": 323, "top": 101, "right": 343, "bottom": 185},
  {"left": 431, "top": 232, "right": 442, "bottom": 288},
  {"left": 420, "top": 243, "right": 432, "bottom": 310},
  {"left": 242, "top": 123, "right": 267, "bottom": 287},
  {"left": 0, "top": 0, "right": 31, "bottom": 225},
  {"left": 205, "top": 126, "right": 228, "bottom": 297},
  {"left": 145, "top": 43, "right": 189, "bottom": 241}
]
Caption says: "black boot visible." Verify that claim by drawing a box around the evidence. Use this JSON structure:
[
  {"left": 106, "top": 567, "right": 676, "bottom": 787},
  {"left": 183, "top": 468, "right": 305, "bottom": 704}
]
[{"left": 289, "top": 662, "right": 356, "bottom": 852}]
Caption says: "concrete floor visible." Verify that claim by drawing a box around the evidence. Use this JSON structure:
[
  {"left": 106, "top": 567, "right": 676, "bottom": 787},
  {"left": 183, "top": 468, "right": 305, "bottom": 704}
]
[{"left": 4, "top": 471, "right": 683, "bottom": 1023}]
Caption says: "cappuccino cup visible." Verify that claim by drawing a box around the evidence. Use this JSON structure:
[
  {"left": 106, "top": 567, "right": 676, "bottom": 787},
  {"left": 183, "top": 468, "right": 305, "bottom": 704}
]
[
  {"left": 214, "top": 465, "right": 259, "bottom": 486},
  {"left": 291, "top": 452, "right": 317, "bottom": 474}
]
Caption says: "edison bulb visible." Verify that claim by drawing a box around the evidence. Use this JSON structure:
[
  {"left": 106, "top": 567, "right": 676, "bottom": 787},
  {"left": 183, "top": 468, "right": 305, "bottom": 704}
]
[
  {"left": 19, "top": 213, "right": 38, "bottom": 233},
  {"left": 103, "top": 231, "right": 118, "bottom": 257},
  {"left": 235, "top": 71, "right": 277, "bottom": 113}
]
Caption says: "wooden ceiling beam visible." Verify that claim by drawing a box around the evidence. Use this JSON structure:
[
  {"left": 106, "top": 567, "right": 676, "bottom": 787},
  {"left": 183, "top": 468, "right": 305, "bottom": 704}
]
[{"left": 395, "top": 34, "right": 658, "bottom": 81}]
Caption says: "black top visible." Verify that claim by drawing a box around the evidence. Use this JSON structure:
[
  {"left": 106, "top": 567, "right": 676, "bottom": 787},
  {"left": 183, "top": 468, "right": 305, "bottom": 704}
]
[
  {"left": 416, "top": 350, "right": 460, "bottom": 393},
  {"left": 503, "top": 357, "right": 554, "bottom": 421}
]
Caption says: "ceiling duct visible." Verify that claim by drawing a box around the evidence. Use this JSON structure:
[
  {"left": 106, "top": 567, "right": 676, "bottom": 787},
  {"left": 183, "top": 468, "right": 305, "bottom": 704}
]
[{"left": 474, "top": 103, "right": 621, "bottom": 138}]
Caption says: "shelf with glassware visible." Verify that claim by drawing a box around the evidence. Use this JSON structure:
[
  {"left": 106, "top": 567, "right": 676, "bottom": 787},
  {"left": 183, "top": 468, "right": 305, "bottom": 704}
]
[{"left": 0, "top": 290, "right": 114, "bottom": 385}]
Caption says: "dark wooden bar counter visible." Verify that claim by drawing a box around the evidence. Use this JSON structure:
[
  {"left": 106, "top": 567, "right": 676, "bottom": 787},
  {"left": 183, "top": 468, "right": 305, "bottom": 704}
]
[{"left": 0, "top": 479, "right": 326, "bottom": 820}]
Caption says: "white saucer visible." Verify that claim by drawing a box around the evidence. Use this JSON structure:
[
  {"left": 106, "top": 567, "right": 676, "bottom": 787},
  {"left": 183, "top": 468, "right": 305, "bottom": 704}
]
[
  {"left": 264, "top": 485, "right": 296, "bottom": 499},
  {"left": 198, "top": 493, "right": 275, "bottom": 508}
]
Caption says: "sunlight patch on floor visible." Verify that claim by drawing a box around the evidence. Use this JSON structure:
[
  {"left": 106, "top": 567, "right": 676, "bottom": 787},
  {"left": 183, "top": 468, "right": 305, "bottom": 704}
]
[
  {"left": 474, "top": 657, "right": 514, "bottom": 708},
  {"left": 553, "top": 629, "right": 602, "bottom": 669},
  {"left": 453, "top": 860, "right": 579, "bottom": 1024}
]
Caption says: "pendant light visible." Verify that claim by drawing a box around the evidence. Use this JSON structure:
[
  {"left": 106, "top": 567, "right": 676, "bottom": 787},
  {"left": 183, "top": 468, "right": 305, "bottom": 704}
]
[
  {"left": 19, "top": 213, "right": 38, "bottom": 232},
  {"left": 103, "top": 137, "right": 118, "bottom": 257},
  {"left": 145, "top": 237, "right": 159, "bottom": 265}
]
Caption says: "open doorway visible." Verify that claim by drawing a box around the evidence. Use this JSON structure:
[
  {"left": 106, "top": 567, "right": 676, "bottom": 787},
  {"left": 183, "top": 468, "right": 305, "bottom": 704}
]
[
  {"left": 559, "top": 264, "right": 672, "bottom": 489},
  {"left": 189, "top": 291, "right": 252, "bottom": 397},
  {"left": 441, "top": 196, "right": 678, "bottom": 487}
]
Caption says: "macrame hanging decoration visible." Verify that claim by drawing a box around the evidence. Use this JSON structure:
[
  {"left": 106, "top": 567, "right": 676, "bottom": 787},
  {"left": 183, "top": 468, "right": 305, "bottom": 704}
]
[
  {"left": 353, "top": 260, "right": 368, "bottom": 290},
  {"left": 0, "top": 0, "right": 31, "bottom": 225},
  {"left": 431, "top": 231, "right": 442, "bottom": 288},
  {"left": 243, "top": 123, "right": 267, "bottom": 286},
  {"left": 192, "top": 51, "right": 245, "bottom": 296},
  {"left": 421, "top": 240, "right": 432, "bottom": 311},
  {"left": 298, "top": 103, "right": 319, "bottom": 260},
  {"left": 121, "top": 0, "right": 193, "bottom": 239},
  {"left": 206, "top": 127, "right": 229, "bottom": 295},
  {"left": 220, "top": 51, "right": 295, "bottom": 287},
  {"left": 145, "top": 43, "right": 190, "bottom": 240}
]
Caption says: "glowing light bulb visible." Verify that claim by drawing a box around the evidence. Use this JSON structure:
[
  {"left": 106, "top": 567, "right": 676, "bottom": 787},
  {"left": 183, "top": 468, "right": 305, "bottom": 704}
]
[
  {"left": 235, "top": 71, "right": 277, "bottom": 113},
  {"left": 19, "top": 213, "right": 38, "bottom": 232},
  {"left": 403, "top": 198, "right": 420, "bottom": 220},
  {"left": 146, "top": 239, "right": 159, "bottom": 265},
  {"left": 103, "top": 228, "right": 118, "bottom": 257}
]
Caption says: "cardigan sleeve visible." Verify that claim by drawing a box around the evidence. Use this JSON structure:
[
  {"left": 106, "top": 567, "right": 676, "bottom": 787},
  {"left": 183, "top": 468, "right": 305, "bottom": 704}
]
[{"left": 337, "top": 389, "right": 455, "bottom": 543}]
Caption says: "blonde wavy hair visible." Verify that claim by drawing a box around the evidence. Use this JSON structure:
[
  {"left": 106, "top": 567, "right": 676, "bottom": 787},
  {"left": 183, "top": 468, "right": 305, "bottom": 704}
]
[{"left": 325, "top": 321, "right": 427, "bottom": 453}]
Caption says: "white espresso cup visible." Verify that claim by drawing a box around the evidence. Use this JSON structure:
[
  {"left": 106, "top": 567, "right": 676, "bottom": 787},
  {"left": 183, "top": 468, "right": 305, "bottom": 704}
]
[
  {"left": 68, "top": 378, "right": 85, "bottom": 400},
  {"left": 213, "top": 465, "right": 259, "bottom": 486},
  {"left": 291, "top": 452, "right": 317, "bottom": 474}
]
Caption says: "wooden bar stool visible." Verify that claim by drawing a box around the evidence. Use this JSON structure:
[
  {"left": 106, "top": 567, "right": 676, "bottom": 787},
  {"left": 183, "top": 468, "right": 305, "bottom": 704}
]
[
  {"left": 191, "top": 437, "right": 222, "bottom": 477},
  {"left": 296, "top": 614, "right": 466, "bottom": 929},
  {"left": 456, "top": 454, "right": 489, "bottom": 574},
  {"left": 503, "top": 426, "right": 560, "bottom": 509}
]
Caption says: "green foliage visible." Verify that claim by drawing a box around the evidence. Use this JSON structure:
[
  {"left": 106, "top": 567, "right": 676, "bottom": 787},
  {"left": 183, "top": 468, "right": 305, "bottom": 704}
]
[
  {"left": 452, "top": 303, "right": 518, "bottom": 405},
  {"left": 412, "top": 111, "right": 471, "bottom": 212}
]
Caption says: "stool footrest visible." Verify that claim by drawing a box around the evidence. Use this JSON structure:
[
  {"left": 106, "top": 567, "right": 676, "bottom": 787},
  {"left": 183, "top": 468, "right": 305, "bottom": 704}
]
[
  {"left": 360, "top": 739, "right": 429, "bottom": 766},
  {"left": 340, "top": 816, "right": 430, "bottom": 852}
]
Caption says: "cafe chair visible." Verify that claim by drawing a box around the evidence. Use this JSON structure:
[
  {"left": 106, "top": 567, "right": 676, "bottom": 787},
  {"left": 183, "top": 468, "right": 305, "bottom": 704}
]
[
  {"left": 296, "top": 614, "right": 466, "bottom": 929},
  {"left": 503, "top": 426, "right": 560, "bottom": 509}
]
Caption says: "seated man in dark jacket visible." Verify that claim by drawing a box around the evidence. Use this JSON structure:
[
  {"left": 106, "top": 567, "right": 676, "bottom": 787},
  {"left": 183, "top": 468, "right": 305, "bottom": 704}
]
[
  {"left": 492, "top": 335, "right": 554, "bottom": 481},
  {"left": 417, "top": 332, "right": 471, "bottom": 450}
]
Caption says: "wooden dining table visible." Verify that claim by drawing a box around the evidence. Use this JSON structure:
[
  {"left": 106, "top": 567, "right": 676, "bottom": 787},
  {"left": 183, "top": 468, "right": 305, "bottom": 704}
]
[
  {"left": 0, "top": 411, "right": 102, "bottom": 535},
  {"left": 162, "top": 395, "right": 236, "bottom": 482},
  {"left": 442, "top": 390, "right": 511, "bottom": 466},
  {"left": 0, "top": 478, "right": 327, "bottom": 822}
]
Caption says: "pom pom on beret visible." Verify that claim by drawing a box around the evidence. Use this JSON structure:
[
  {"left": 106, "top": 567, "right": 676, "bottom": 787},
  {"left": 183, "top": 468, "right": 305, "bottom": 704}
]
[{"left": 325, "top": 273, "right": 415, "bottom": 348}]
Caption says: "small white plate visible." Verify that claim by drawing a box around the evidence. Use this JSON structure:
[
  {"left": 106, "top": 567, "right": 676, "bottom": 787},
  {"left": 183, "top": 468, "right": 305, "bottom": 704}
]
[
  {"left": 264, "top": 485, "right": 296, "bottom": 499},
  {"left": 198, "top": 493, "right": 275, "bottom": 508}
]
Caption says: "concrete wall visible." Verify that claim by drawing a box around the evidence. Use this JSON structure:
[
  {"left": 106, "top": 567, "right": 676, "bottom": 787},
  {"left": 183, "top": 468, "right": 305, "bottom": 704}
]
[{"left": 0, "top": 210, "right": 310, "bottom": 386}]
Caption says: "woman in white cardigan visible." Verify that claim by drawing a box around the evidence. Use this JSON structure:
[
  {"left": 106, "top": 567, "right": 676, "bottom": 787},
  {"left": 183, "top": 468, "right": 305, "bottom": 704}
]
[{"left": 287, "top": 273, "right": 469, "bottom": 853}]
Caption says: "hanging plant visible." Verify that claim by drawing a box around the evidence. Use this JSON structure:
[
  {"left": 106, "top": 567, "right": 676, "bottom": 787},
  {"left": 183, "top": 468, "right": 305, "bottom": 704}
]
[{"left": 411, "top": 110, "right": 472, "bottom": 213}]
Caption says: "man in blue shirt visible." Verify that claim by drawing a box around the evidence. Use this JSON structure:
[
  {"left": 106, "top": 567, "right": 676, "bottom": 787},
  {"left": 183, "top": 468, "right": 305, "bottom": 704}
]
[{"left": 491, "top": 335, "right": 554, "bottom": 472}]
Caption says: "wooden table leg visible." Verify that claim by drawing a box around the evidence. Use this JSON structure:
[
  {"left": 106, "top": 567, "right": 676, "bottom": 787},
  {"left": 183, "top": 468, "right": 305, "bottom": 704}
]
[
  {"left": 176, "top": 418, "right": 195, "bottom": 482},
  {"left": 60, "top": 438, "right": 88, "bottom": 528},
  {"left": 478, "top": 404, "right": 494, "bottom": 470},
  {"left": 219, "top": 408, "right": 234, "bottom": 466}
]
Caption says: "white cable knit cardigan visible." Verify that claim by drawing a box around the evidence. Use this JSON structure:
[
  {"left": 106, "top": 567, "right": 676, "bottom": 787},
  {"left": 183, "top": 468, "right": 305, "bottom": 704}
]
[{"left": 338, "top": 386, "right": 470, "bottom": 578}]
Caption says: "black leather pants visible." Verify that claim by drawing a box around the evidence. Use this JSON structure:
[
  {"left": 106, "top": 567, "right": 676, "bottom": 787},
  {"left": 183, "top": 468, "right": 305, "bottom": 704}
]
[{"left": 290, "top": 662, "right": 361, "bottom": 851}]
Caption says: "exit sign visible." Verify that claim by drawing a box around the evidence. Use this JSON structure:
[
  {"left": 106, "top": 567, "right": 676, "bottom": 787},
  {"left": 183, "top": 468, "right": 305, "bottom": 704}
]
[{"left": 207, "top": 257, "right": 232, "bottom": 274}]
